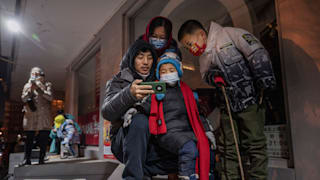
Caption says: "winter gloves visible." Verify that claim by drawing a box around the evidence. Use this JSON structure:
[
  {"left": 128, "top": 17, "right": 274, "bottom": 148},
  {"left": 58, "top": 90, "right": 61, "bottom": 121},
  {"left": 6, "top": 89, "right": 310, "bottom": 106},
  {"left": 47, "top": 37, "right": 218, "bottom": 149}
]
[
  {"left": 206, "top": 131, "right": 217, "bottom": 149},
  {"left": 256, "top": 76, "right": 276, "bottom": 90},
  {"left": 123, "top": 108, "right": 138, "bottom": 128},
  {"left": 214, "top": 76, "right": 226, "bottom": 87}
]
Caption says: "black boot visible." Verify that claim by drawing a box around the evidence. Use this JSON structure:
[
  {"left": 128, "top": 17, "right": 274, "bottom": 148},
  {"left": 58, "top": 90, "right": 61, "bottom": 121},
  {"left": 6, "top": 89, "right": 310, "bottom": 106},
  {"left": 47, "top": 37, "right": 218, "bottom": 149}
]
[
  {"left": 39, "top": 153, "right": 46, "bottom": 164},
  {"left": 18, "top": 159, "right": 31, "bottom": 167},
  {"left": 38, "top": 158, "right": 45, "bottom": 165},
  {"left": 39, "top": 150, "right": 46, "bottom": 165}
]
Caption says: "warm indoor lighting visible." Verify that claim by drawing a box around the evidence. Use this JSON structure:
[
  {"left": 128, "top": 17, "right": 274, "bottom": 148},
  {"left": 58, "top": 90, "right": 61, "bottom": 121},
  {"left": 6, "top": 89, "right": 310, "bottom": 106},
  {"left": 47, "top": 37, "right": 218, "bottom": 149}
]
[
  {"left": 182, "top": 64, "right": 195, "bottom": 71},
  {"left": 6, "top": 19, "right": 21, "bottom": 33}
]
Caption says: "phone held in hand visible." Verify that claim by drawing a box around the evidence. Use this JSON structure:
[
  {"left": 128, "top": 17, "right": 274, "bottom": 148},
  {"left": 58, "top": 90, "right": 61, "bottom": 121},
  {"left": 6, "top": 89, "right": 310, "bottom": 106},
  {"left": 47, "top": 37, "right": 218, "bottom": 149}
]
[
  {"left": 140, "top": 81, "right": 166, "bottom": 94},
  {"left": 26, "top": 98, "right": 37, "bottom": 112}
]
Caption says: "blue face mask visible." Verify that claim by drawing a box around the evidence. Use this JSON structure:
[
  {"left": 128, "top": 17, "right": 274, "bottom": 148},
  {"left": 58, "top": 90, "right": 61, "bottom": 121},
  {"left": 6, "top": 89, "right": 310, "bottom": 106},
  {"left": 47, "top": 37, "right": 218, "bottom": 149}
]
[
  {"left": 160, "top": 72, "right": 179, "bottom": 86},
  {"left": 30, "top": 75, "right": 36, "bottom": 81},
  {"left": 149, "top": 37, "right": 167, "bottom": 49}
]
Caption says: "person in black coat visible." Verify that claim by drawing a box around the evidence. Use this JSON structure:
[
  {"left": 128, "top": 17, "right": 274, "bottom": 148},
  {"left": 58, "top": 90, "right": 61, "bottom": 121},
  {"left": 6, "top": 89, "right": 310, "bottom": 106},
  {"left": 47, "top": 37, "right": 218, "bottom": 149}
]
[{"left": 101, "top": 40, "right": 178, "bottom": 180}]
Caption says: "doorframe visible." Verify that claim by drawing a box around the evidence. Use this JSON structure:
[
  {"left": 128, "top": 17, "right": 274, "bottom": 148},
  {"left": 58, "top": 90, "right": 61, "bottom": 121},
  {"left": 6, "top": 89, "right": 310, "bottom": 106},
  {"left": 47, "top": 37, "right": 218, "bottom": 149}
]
[{"left": 274, "top": 0, "right": 295, "bottom": 169}]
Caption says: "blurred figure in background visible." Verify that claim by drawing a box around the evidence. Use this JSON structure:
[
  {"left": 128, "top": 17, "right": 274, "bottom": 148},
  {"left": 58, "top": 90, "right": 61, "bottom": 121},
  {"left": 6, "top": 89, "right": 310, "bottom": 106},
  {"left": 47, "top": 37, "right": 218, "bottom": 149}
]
[
  {"left": 0, "top": 76, "right": 8, "bottom": 123},
  {"left": 20, "top": 67, "right": 53, "bottom": 166},
  {"left": 49, "top": 110, "right": 65, "bottom": 155},
  {"left": 57, "top": 114, "right": 82, "bottom": 158}
]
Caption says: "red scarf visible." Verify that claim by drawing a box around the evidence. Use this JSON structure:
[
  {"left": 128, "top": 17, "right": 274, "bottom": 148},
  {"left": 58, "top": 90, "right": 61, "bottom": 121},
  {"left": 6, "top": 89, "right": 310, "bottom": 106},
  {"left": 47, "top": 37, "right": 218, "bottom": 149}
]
[{"left": 149, "top": 82, "right": 210, "bottom": 180}]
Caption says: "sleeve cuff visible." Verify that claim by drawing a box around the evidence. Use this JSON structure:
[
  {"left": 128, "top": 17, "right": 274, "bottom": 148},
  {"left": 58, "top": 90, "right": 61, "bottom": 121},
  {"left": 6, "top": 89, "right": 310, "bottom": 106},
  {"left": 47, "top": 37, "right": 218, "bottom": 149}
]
[{"left": 124, "top": 84, "right": 138, "bottom": 104}]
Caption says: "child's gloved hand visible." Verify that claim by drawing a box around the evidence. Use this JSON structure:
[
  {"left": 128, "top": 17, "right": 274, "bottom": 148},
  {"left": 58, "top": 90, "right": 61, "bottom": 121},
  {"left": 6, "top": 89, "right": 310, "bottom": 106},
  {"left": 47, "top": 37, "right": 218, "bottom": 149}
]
[
  {"left": 213, "top": 76, "right": 226, "bottom": 87},
  {"left": 156, "top": 93, "right": 165, "bottom": 101},
  {"left": 205, "top": 131, "right": 217, "bottom": 150},
  {"left": 123, "top": 108, "right": 138, "bottom": 128}
]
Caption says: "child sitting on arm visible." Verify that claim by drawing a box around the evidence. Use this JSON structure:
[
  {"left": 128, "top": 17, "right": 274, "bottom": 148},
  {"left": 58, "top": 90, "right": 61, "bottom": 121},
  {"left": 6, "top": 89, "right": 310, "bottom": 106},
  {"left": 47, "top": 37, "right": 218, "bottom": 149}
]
[{"left": 143, "top": 50, "right": 216, "bottom": 180}]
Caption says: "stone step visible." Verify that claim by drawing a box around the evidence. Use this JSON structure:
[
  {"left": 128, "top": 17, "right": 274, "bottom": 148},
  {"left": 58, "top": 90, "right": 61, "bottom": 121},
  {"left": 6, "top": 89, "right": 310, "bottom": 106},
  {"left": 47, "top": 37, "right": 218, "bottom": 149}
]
[{"left": 13, "top": 159, "right": 118, "bottom": 180}]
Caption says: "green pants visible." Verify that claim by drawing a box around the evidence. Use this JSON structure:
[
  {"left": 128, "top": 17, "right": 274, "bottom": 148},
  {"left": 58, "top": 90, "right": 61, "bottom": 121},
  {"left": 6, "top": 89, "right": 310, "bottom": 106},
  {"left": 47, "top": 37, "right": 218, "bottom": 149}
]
[{"left": 217, "top": 104, "right": 268, "bottom": 180}]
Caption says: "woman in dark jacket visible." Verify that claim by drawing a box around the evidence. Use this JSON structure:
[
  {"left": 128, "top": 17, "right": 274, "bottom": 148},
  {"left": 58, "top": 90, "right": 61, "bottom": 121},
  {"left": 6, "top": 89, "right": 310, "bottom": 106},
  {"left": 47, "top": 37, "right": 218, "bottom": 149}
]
[{"left": 120, "top": 16, "right": 181, "bottom": 70}]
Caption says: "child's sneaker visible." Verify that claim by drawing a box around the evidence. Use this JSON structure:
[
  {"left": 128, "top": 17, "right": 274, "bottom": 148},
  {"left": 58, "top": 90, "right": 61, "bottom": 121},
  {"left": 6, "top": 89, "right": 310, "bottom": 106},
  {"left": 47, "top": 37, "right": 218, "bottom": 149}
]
[
  {"left": 179, "top": 174, "right": 198, "bottom": 180},
  {"left": 60, "top": 143, "right": 69, "bottom": 159}
]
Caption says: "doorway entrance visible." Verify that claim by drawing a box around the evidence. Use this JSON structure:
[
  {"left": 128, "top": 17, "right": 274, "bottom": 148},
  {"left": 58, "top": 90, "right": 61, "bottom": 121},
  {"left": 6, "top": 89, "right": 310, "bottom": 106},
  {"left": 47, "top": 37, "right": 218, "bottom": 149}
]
[{"left": 129, "top": 0, "right": 290, "bottom": 166}]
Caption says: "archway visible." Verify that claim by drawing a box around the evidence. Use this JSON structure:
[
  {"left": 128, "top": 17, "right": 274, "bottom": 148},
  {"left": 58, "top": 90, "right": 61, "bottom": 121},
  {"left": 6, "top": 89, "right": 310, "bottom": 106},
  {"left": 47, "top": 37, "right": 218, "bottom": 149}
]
[{"left": 129, "top": 0, "right": 290, "bottom": 165}]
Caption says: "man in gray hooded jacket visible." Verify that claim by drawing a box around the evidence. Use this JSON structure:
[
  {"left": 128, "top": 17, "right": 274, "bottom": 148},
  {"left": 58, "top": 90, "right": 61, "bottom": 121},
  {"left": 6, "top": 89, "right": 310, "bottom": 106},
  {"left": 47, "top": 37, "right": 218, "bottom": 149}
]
[{"left": 101, "top": 40, "right": 178, "bottom": 180}]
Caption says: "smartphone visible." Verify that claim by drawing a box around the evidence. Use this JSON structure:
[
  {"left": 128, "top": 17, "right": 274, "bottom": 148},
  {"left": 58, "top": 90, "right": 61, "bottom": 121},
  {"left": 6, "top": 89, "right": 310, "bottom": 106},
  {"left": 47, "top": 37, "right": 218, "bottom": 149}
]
[{"left": 140, "top": 81, "right": 166, "bottom": 94}]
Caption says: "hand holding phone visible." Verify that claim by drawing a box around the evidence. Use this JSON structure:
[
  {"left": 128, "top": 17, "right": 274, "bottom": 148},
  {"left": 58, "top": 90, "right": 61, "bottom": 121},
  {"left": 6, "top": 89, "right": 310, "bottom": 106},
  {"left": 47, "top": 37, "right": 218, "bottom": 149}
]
[
  {"left": 130, "top": 80, "right": 155, "bottom": 100},
  {"left": 139, "top": 81, "right": 166, "bottom": 94}
]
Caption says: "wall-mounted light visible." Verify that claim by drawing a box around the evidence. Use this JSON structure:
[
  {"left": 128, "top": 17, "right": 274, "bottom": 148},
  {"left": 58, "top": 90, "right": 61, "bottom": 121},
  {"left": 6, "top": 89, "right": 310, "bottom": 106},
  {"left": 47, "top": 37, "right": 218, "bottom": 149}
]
[
  {"left": 182, "top": 64, "right": 195, "bottom": 71},
  {"left": 6, "top": 19, "right": 21, "bottom": 33}
]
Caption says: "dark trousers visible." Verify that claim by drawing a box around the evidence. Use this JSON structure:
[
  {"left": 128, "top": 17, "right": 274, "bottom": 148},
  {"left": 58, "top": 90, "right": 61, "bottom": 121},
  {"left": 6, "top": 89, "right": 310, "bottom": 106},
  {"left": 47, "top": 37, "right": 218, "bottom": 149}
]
[
  {"left": 111, "top": 114, "right": 178, "bottom": 180},
  {"left": 179, "top": 140, "right": 215, "bottom": 179},
  {"left": 179, "top": 140, "right": 198, "bottom": 177},
  {"left": 24, "top": 130, "right": 50, "bottom": 162},
  {"left": 55, "top": 137, "right": 61, "bottom": 154},
  {"left": 218, "top": 104, "right": 267, "bottom": 180}
]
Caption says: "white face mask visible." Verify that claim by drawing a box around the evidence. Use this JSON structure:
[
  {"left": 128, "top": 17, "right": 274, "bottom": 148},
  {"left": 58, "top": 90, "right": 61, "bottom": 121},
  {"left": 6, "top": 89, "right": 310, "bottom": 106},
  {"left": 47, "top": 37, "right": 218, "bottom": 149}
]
[{"left": 160, "top": 72, "right": 179, "bottom": 86}]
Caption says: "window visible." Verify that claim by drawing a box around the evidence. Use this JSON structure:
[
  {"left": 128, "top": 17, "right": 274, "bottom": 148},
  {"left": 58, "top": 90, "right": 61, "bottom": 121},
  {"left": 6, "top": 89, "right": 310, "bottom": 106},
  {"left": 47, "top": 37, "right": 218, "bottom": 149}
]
[{"left": 77, "top": 50, "right": 101, "bottom": 146}]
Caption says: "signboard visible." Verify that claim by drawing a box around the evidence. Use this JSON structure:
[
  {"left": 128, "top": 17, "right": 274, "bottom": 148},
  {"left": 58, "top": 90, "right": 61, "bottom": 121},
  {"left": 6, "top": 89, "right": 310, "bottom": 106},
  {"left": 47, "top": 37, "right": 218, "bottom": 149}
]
[
  {"left": 103, "top": 120, "right": 115, "bottom": 159},
  {"left": 78, "top": 111, "right": 99, "bottom": 145},
  {"left": 265, "top": 125, "right": 289, "bottom": 158}
]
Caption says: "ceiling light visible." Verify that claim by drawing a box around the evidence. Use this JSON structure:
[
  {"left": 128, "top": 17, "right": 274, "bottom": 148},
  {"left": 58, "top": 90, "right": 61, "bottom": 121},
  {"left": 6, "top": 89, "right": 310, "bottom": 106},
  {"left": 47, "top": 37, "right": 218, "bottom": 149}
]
[{"left": 6, "top": 19, "right": 21, "bottom": 33}]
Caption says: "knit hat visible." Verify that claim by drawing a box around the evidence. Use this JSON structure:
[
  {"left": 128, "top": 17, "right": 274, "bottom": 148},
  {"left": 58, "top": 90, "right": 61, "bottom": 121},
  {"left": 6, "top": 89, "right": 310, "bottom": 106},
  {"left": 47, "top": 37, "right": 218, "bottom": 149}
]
[
  {"left": 156, "top": 50, "right": 183, "bottom": 80},
  {"left": 30, "top": 67, "right": 45, "bottom": 77},
  {"left": 64, "top": 114, "right": 75, "bottom": 120},
  {"left": 54, "top": 114, "right": 65, "bottom": 128},
  {"left": 120, "top": 39, "right": 158, "bottom": 81}
]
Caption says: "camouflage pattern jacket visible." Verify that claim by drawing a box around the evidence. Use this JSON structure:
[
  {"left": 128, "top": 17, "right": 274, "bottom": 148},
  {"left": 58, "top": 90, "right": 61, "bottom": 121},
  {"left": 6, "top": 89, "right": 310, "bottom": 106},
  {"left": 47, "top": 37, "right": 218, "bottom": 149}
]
[{"left": 199, "top": 22, "right": 276, "bottom": 112}]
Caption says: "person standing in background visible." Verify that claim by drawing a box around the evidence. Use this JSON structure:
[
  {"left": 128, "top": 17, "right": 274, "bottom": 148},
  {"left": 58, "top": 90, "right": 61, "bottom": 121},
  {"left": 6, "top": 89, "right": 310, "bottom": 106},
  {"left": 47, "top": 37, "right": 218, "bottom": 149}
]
[{"left": 20, "top": 67, "right": 53, "bottom": 166}]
